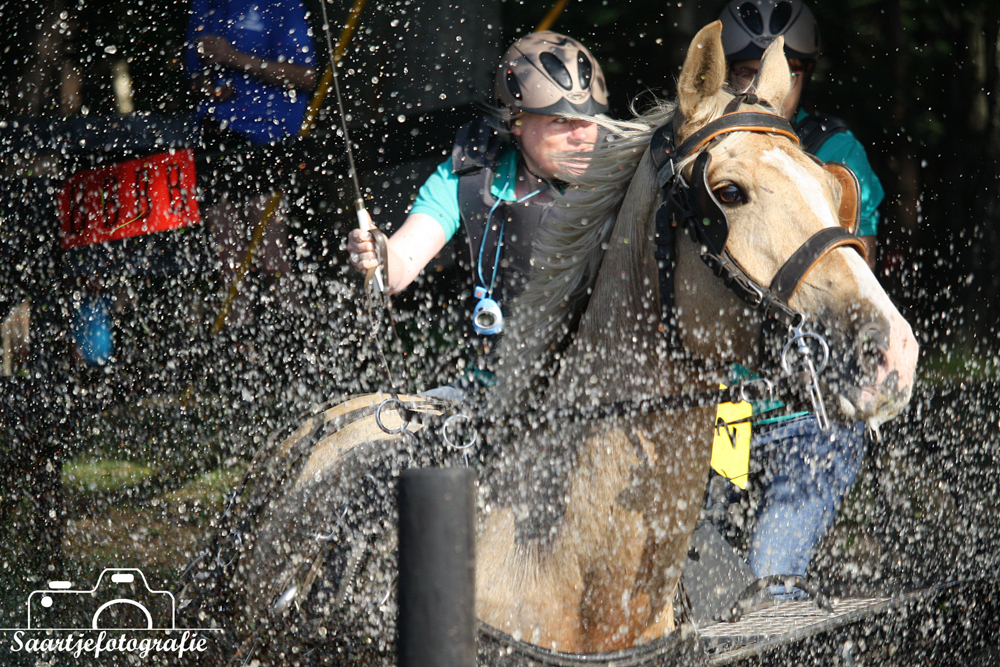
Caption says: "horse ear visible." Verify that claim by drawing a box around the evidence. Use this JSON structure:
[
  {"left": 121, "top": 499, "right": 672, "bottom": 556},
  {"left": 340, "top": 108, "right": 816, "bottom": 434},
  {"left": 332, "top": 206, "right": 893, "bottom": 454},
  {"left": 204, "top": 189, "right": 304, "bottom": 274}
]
[
  {"left": 754, "top": 36, "right": 791, "bottom": 113},
  {"left": 678, "top": 21, "right": 727, "bottom": 119}
]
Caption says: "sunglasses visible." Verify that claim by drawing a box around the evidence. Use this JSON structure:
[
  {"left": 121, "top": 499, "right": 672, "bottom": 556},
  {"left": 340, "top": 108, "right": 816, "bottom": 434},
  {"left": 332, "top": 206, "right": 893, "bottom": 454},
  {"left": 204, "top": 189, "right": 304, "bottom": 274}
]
[{"left": 731, "top": 66, "right": 808, "bottom": 83}]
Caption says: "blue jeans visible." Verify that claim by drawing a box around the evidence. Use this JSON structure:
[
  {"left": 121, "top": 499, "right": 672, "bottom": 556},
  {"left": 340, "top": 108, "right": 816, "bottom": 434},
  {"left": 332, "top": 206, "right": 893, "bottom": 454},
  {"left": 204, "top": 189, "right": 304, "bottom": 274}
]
[{"left": 748, "top": 416, "right": 868, "bottom": 598}]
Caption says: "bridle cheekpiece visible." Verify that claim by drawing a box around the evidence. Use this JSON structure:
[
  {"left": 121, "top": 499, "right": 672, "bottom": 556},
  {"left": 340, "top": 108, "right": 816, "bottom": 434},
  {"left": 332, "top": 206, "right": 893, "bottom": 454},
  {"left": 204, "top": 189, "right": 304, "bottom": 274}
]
[{"left": 650, "top": 93, "right": 867, "bottom": 345}]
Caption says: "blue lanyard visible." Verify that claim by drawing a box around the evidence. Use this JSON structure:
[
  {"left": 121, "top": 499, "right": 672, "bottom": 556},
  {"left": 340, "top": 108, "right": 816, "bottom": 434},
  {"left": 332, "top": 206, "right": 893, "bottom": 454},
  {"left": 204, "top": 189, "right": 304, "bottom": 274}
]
[{"left": 476, "top": 188, "right": 544, "bottom": 298}]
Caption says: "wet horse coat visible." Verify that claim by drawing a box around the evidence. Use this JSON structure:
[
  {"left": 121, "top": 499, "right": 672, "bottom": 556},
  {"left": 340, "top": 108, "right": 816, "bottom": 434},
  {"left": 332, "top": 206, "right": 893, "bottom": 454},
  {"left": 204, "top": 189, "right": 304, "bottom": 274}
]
[{"left": 179, "top": 22, "right": 917, "bottom": 665}]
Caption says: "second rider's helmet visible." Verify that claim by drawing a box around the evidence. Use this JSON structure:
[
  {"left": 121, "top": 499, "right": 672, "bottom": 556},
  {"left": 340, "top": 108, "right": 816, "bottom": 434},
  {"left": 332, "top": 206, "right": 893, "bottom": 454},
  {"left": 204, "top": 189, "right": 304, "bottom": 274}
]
[
  {"left": 495, "top": 31, "right": 609, "bottom": 117},
  {"left": 719, "top": 0, "right": 820, "bottom": 61}
]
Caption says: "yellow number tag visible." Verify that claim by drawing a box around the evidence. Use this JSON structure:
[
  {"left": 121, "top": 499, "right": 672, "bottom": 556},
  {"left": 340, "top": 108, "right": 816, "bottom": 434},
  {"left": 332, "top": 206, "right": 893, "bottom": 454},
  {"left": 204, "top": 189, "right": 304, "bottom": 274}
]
[{"left": 711, "top": 384, "right": 752, "bottom": 489}]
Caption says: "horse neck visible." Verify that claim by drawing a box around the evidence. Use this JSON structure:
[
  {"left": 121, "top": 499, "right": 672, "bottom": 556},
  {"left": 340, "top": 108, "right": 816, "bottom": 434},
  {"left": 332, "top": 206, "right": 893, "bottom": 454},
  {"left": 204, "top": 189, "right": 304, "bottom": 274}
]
[
  {"left": 552, "top": 154, "right": 758, "bottom": 409},
  {"left": 554, "top": 150, "right": 682, "bottom": 406}
]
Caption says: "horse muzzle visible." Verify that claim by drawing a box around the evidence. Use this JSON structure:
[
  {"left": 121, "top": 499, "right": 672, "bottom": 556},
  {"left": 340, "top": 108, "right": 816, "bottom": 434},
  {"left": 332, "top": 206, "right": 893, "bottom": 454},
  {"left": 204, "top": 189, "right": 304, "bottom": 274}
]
[{"left": 819, "top": 305, "right": 919, "bottom": 428}]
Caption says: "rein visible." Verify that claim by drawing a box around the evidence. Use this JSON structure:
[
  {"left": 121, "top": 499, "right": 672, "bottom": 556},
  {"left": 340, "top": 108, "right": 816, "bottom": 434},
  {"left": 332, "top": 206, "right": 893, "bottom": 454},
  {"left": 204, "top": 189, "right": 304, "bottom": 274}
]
[
  {"left": 319, "top": 0, "right": 399, "bottom": 388},
  {"left": 378, "top": 370, "right": 817, "bottom": 452}
]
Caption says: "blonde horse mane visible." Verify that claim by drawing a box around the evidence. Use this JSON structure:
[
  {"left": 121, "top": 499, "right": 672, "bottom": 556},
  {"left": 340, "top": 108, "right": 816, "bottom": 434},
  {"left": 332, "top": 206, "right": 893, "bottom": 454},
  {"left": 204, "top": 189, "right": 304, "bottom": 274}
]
[{"left": 493, "top": 101, "right": 675, "bottom": 406}]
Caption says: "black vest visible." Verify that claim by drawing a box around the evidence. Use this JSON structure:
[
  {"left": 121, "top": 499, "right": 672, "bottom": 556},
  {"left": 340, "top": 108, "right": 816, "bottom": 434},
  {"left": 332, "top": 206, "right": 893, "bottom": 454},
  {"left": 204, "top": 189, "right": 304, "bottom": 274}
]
[
  {"left": 792, "top": 111, "right": 849, "bottom": 155},
  {"left": 450, "top": 119, "right": 555, "bottom": 311}
]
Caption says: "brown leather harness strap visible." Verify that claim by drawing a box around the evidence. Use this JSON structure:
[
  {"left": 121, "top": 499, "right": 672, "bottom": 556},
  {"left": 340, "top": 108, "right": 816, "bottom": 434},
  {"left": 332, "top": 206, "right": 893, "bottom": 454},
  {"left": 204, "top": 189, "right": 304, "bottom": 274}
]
[
  {"left": 769, "top": 227, "right": 868, "bottom": 302},
  {"left": 675, "top": 111, "right": 801, "bottom": 158}
]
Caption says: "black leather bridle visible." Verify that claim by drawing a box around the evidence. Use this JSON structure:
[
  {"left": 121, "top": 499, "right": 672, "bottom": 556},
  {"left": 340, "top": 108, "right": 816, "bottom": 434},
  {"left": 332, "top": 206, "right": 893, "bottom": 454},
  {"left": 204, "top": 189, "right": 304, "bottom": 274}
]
[{"left": 649, "top": 95, "right": 867, "bottom": 352}]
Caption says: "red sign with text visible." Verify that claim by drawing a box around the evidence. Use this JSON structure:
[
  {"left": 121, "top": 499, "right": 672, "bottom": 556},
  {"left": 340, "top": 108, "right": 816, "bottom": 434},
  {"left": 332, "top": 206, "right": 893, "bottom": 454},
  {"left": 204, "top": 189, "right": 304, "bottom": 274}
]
[{"left": 58, "top": 149, "right": 201, "bottom": 250}]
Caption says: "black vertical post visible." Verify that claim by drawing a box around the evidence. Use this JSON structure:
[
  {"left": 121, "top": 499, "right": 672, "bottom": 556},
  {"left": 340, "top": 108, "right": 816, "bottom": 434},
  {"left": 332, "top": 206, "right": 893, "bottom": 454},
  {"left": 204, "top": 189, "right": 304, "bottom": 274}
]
[{"left": 397, "top": 467, "right": 476, "bottom": 667}]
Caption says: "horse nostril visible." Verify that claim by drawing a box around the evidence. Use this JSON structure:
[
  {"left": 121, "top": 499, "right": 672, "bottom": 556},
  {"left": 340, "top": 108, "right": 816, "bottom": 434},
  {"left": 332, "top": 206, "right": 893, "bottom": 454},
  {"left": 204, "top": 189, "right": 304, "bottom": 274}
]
[{"left": 856, "top": 322, "right": 888, "bottom": 382}]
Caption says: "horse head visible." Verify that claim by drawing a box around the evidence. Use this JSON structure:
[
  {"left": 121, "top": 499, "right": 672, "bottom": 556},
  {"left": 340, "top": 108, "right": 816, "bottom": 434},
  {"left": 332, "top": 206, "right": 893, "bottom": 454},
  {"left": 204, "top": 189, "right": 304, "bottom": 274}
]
[{"left": 670, "top": 22, "right": 918, "bottom": 429}]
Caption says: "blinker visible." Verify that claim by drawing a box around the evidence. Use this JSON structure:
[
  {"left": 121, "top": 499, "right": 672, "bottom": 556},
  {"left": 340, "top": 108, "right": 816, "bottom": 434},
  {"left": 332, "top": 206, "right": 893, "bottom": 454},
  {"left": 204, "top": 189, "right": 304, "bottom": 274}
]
[
  {"left": 822, "top": 161, "right": 861, "bottom": 235},
  {"left": 689, "top": 151, "right": 732, "bottom": 256}
]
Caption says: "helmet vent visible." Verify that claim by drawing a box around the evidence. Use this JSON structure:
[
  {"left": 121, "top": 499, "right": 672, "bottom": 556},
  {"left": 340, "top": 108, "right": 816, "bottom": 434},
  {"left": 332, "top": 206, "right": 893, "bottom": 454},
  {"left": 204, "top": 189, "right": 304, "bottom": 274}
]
[
  {"left": 769, "top": 1, "right": 793, "bottom": 34},
  {"left": 539, "top": 51, "right": 574, "bottom": 90},
  {"left": 738, "top": 3, "right": 764, "bottom": 35},
  {"left": 577, "top": 51, "right": 593, "bottom": 90},
  {"left": 505, "top": 70, "right": 523, "bottom": 101}
]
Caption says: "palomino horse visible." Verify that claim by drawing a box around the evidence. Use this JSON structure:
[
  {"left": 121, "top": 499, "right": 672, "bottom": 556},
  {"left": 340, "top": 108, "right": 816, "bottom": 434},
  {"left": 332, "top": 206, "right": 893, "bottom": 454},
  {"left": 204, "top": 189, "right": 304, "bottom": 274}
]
[{"left": 179, "top": 23, "right": 917, "bottom": 665}]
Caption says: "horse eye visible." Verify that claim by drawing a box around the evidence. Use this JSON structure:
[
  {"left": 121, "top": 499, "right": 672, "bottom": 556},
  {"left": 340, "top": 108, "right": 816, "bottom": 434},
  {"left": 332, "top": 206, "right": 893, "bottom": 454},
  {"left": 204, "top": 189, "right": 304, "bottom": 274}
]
[{"left": 714, "top": 184, "right": 746, "bottom": 205}]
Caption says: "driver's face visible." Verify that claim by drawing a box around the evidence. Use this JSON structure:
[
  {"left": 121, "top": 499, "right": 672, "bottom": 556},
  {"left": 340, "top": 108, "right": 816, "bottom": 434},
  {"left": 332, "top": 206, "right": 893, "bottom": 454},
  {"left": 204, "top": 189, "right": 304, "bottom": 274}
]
[
  {"left": 511, "top": 113, "right": 599, "bottom": 180},
  {"left": 728, "top": 58, "right": 808, "bottom": 121}
]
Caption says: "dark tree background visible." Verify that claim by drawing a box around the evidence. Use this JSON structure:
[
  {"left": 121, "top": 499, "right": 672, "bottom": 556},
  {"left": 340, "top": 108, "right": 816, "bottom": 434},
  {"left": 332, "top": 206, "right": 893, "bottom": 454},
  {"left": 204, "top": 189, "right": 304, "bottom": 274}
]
[{"left": 2, "top": 0, "right": 1000, "bottom": 369}]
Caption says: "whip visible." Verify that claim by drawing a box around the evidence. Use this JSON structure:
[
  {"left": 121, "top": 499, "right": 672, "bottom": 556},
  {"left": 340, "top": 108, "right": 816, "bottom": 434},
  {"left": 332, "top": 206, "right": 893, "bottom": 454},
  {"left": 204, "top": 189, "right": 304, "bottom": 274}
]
[{"left": 319, "top": 0, "right": 385, "bottom": 293}]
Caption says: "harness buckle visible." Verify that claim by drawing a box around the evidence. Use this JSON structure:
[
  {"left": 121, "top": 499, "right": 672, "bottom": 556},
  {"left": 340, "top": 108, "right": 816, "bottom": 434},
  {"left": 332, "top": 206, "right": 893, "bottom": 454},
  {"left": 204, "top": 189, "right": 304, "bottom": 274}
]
[
  {"left": 375, "top": 397, "right": 412, "bottom": 435},
  {"left": 725, "top": 267, "right": 764, "bottom": 307},
  {"left": 656, "top": 160, "right": 676, "bottom": 188},
  {"left": 742, "top": 279, "right": 765, "bottom": 307}
]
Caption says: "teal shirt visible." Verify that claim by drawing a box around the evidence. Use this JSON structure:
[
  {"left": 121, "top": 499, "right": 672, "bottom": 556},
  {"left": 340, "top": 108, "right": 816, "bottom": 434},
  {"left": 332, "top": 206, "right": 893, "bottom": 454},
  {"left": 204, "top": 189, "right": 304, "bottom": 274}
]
[
  {"left": 409, "top": 148, "right": 521, "bottom": 242},
  {"left": 794, "top": 108, "right": 884, "bottom": 238}
]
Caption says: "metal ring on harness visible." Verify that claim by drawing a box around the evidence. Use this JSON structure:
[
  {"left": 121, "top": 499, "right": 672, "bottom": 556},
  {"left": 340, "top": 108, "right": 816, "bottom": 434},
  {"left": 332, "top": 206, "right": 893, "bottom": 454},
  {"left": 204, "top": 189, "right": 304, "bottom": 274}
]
[
  {"left": 780, "top": 330, "right": 830, "bottom": 375},
  {"left": 738, "top": 377, "right": 775, "bottom": 404},
  {"left": 375, "top": 397, "right": 411, "bottom": 435},
  {"left": 441, "top": 414, "right": 478, "bottom": 450}
]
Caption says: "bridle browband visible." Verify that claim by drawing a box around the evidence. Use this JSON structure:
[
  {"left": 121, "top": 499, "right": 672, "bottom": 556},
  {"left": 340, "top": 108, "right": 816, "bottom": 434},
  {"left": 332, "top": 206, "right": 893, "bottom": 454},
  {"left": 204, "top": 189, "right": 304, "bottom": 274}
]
[{"left": 650, "top": 94, "right": 867, "bottom": 349}]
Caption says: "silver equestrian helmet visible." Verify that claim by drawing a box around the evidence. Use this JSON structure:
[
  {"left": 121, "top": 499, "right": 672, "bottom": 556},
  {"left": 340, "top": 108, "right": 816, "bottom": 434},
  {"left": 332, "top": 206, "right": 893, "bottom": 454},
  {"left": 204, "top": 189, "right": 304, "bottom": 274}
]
[
  {"left": 495, "top": 31, "right": 609, "bottom": 117},
  {"left": 719, "top": 0, "right": 820, "bottom": 61}
]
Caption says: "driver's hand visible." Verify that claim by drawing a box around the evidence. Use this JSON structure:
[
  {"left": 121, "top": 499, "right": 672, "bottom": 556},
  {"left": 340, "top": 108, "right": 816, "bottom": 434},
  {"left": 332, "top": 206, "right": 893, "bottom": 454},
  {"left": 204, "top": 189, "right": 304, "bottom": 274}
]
[{"left": 347, "top": 228, "right": 381, "bottom": 273}]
